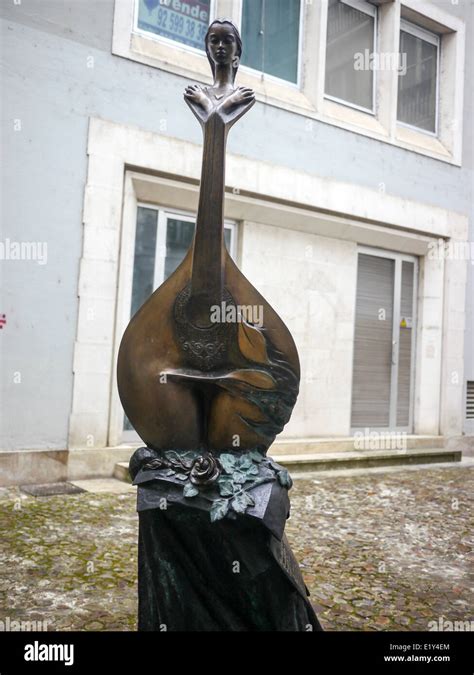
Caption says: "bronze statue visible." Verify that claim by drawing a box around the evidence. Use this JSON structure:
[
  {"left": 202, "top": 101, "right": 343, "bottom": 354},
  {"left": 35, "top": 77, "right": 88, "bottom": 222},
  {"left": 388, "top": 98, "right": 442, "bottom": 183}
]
[{"left": 117, "top": 19, "right": 322, "bottom": 632}]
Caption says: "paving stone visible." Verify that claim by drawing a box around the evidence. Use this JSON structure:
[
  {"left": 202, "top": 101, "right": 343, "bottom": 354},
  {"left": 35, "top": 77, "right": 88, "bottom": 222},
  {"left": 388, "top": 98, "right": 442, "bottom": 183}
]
[
  {"left": 288, "top": 464, "right": 473, "bottom": 631},
  {"left": 0, "top": 464, "right": 472, "bottom": 631},
  {"left": 20, "top": 483, "right": 85, "bottom": 497}
]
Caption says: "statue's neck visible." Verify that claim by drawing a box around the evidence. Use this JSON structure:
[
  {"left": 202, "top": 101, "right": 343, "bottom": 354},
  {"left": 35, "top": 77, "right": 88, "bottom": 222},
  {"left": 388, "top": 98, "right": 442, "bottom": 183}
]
[
  {"left": 214, "top": 64, "right": 234, "bottom": 90},
  {"left": 190, "top": 113, "right": 228, "bottom": 325}
]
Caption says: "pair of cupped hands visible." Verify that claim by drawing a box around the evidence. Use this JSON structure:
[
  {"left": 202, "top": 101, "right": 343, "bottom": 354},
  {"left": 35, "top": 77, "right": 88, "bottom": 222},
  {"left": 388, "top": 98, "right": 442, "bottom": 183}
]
[{"left": 184, "top": 83, "right": 255, "bottom": 116}]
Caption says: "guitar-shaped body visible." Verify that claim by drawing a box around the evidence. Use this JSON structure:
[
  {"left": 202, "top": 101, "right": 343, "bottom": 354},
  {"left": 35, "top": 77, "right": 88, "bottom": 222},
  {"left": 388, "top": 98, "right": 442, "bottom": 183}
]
[
  {"left": 117, "top": 44, "right": 300, "bottom": 457},
  {"left": 117, "top": 243, "right": 300, "bottom": 453}
]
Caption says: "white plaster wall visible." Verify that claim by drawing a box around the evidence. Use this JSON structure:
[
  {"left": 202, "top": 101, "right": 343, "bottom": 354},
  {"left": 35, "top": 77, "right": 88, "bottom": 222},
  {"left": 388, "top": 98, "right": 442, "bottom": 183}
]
[{"left": 241, "top": 221, "right": 357, "bottom": 438}]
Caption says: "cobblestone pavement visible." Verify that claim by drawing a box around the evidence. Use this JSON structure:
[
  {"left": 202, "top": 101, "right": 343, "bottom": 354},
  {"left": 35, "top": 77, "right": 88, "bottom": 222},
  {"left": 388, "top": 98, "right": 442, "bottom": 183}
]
[{"left": 0, "top": 463, "right": 472, "bottom": 631}]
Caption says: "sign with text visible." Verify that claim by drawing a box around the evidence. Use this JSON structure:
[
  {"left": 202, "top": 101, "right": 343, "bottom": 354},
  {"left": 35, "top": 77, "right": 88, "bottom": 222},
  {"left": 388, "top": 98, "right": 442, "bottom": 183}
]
[{"left": 137, "top": 0, "right": 211, "bottom": 51}]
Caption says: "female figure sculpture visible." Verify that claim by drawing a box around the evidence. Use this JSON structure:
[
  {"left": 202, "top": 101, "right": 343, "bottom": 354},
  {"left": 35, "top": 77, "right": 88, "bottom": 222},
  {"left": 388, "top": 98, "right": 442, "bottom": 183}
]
[{"left": 117, "top": 19, "right": 322, "bottom": 632}]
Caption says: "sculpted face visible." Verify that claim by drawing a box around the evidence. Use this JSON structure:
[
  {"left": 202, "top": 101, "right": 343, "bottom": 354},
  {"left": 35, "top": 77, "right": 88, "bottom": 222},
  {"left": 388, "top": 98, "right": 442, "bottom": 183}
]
[{"left": 206, "top": 22, "right": 240, "bottom": 69}]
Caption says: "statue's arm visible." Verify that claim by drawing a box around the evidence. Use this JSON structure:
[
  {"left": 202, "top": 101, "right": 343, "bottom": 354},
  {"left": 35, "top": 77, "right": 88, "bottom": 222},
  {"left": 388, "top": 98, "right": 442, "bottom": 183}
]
[
  {"left": 184, "top": 84, "right": 213, "bottom": 125},
  {"left": 184, "top": 84, "right": 256, "bottom": 128},
  {"left": 217, "top": 86, "right": 256, "bottom": 126}
]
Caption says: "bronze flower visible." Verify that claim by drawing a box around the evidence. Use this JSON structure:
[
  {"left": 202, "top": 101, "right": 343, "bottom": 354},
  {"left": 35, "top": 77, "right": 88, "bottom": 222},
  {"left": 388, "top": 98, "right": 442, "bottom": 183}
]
[
  {"left": 189, "top": 454, "right": 221, "bottom": 486},
  {"left": 142, "top": 457, "right": 169, "bottom": 472}
]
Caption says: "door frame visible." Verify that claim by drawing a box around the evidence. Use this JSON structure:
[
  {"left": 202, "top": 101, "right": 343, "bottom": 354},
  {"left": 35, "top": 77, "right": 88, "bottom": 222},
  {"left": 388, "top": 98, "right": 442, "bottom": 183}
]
[{"left": 350, "top": 245, "right": 419, "bottom": 434}]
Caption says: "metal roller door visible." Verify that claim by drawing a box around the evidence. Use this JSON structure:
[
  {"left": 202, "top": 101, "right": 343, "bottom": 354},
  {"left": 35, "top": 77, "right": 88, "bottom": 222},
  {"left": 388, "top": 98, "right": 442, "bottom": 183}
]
[{"left": 351, "top": 250, "right": 417, "bottom": 431}]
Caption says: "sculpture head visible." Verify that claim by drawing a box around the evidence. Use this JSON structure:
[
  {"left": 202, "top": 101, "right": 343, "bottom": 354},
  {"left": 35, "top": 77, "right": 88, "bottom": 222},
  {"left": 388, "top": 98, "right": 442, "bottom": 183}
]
[{"left": 205, "top": 19, "right": 242, "bottom": 83}]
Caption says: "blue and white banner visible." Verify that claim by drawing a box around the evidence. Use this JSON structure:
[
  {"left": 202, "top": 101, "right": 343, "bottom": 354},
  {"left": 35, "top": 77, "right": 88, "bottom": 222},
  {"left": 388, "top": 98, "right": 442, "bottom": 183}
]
[{"left": 137, "top": 0, "right": 211, "bottom": 51}]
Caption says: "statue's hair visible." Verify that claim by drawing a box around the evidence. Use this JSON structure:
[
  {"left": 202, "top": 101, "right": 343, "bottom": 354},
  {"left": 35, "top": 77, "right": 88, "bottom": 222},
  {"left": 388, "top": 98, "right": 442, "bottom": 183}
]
[{"left": 205, "top": 19, "right": 242, "bottom": 83}]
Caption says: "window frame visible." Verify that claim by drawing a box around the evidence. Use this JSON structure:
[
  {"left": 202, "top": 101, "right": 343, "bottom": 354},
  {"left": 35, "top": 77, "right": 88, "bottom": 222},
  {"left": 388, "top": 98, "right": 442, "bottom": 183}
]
[
  {"left": 324, "top": 0, "right": 378, "bottom": 115},
  {"left": 236, "top": 0, "right": 305, "bottom": 89},
  {"left": 396, "top": 18, "right": 440, "bottom": 137},
  {"left": 135, "top": 203, "right": 238, "bottom": 293},
  {"left": 133, "top": 0, "right": 217, "bottom": 58},
  {"left": 123, "top": 202, "right": 238, "bottom": 440}
]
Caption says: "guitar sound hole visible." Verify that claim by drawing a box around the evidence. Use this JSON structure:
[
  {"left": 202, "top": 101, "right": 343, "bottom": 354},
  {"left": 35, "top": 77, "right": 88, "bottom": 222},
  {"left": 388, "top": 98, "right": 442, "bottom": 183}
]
[{"left": 173, "top": 284, "right": 237, "bottom": 370}]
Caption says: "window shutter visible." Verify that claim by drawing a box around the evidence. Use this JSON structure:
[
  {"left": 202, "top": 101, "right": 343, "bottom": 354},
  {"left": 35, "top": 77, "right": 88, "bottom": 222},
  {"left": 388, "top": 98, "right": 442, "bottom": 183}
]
[
  {"left": 467, "top": 381, "right": 474, "bottom": 420},
  {"left": 351, "top": 254, "right": 395, "bottom": 428}
]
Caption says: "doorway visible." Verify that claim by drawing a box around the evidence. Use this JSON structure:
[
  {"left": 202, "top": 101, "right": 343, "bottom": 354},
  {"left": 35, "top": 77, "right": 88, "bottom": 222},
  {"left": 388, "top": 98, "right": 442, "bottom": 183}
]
[{"left": 351, "top": 248, "right": 418, "bottom": 431}]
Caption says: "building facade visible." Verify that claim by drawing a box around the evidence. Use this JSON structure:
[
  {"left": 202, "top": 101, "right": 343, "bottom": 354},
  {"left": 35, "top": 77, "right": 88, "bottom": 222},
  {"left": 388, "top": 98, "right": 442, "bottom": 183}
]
[{"left": 1, "top": 0, "right": 472, "bottom": 485}]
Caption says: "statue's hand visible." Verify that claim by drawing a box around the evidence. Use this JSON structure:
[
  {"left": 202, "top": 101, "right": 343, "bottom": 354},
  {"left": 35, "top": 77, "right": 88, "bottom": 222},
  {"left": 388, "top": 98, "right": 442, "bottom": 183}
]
[
  {"left": 184, "top": 84, "right": 212, "bottom": 114},
  {"left": 221, "top": 86, "right": 255, "bottom": 113}
]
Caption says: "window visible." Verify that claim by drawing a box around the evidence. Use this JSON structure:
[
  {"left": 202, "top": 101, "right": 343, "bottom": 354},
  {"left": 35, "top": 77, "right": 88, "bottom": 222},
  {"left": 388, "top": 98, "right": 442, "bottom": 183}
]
[
  {"left": 124, "top": 205, "right": 237, "bottom": 433},
  {"left": 136, "top": 0, "right": 212, "bottom": 52},
  {"left": 240, "top": 0, "right": 302, "bottom": 84},
  {"left": 324, "top": 0, "right": 377, "bottom": 113},
  {"left": 397, "top": 20, "right": 439, "bottom": 134},
  {"left": 130, "top": 206, "right": 236, "bottom": 318}
]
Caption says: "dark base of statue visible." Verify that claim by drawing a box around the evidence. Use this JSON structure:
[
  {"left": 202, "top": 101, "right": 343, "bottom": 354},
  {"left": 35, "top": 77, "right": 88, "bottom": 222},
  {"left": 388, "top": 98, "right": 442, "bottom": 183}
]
[{"left": 131, "top": 447, "right": 323, "bottom": 632}]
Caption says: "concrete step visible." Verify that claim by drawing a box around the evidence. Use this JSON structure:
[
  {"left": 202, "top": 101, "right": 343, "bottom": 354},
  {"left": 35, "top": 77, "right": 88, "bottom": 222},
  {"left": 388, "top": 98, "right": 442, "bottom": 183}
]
[
  {"left": 270, "top": 435, "right": 445, "bottom": 455},
  {"left": 273, "top": 447, "right": 461, "bottom": 473},
  {"left": 114, "top": 462, "right": 132, "bottom": 483},
  {"left": 113, "top": 447, "right": 460, "bottom": 482}
]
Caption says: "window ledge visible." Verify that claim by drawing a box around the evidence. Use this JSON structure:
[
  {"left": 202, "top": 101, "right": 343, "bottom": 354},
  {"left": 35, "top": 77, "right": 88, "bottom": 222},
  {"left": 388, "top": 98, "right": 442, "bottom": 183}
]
[
  {"left": 130, "top": 33, "right": 313, "bottom": 113},
  {"left": 322, "top": 98, "right": 389, "bottom": 140},
  {"left": 395, "top": 124, "right": 453, "bottom": 162},
  {"left": 131, "top": 32, "right": 209, "bottom": 79},
  {"left": 126, "top": 31, "right": 459, "bottom": 165}
]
